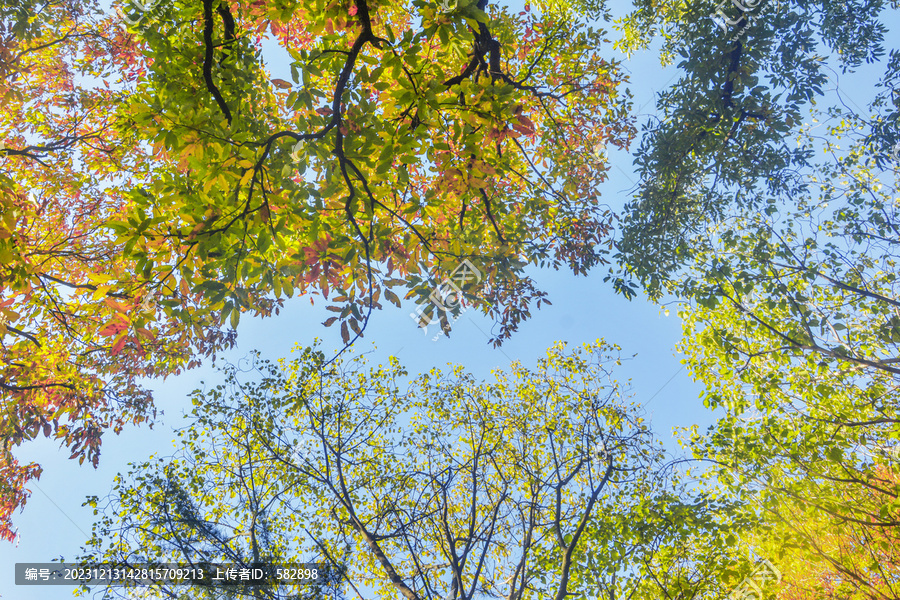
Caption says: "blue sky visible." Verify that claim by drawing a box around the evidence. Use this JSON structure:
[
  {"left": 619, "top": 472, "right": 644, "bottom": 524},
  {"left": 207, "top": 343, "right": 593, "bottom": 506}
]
[
  {"left": 9, "top": 1, "right": 896, "bottom": 597},
  {"left": 0, "top": 40, "right": 696, "bottom": 594}
]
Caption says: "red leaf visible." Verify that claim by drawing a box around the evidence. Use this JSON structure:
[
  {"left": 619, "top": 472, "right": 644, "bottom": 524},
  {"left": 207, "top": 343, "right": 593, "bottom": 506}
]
[
  {"left": 111, "top": 334, "right": 128, "bottom": 355},
  {"left": 513, "top": 115, "right": 536, "bottom": 136},
  {"left": 340, "top": 321, "right": 349, "bottom": 343},
  {"left": 98, "top": 322, "right": 125, "bottom": 337}
]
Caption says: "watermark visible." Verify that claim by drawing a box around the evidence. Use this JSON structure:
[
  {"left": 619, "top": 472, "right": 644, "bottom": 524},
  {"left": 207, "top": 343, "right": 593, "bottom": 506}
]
[
  {"left": 590, "top": 141, "right": 607, "bottom": 164},
  {"left": 891, "top": 142, "right": 900, "bottom": 164},
  {"left": 437, "top": 0, "right": 458, "bottom": 13},
  {"left": 409, "top": 259, "right": 482, "bottom": 341},
  {"left": 289, "top": 438, "right": 317, "bottom": 464},
  {"left": 119, "top": 0, "right": 163, "bottom": 30},
  {"left": 866, "top": 442, "right": 900, "bottom": 462},
  {"left": 720, "top": 400, "right": 766, "bottom": 488},
  {"left": 592, "top": 437, "right": 609, "bottom": 461},
  {"left": 710, "top": 0, "right": 774, "bottom": 41},
  {"left": 138, "top": 289, "right": 157, "bottom": 312},
  {"left": 15, "top": 562, "right": 327, "bottom": 586},
  {"left": 726, "top": 557, "right": 781, "bottom": 600}
]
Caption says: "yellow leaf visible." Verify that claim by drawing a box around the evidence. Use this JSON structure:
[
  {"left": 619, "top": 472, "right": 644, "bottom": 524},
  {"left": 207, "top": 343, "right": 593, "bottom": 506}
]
[{"left": 92, "top": 285, "right": 111, "bottom": 301}]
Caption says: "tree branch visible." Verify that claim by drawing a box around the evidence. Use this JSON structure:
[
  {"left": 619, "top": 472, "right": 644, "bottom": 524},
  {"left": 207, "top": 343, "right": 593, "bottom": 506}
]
[{"left": 202, "top": 0, "right": 232, "bottom": 126}]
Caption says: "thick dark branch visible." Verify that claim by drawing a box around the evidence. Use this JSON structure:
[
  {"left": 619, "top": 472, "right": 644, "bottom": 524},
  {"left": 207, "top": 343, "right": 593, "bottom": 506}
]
[
  {"left": 722, "top": 39, "right": 743, "bottom": 110},
  {"left": 0, "top": 378, "right": 75, "bottom": 392},
  {"left": 216, "top": 3, "right": 235, "bottom": 42},
  {"left": 4, "top": 325, "right": 42, "bottom": 347},
  {"left": 215, "top": 2, "right": 236, "bottom": 66},
  {"left": 202, "top": 0, "right": 232, "bottom": 126},
  {"left": 0, "top": 148, "right": 51, "bottom": 167},
  {"left": 443, "top": 55, "right": 480, "bottom": 88},
  {"left": 553, "top": 460, "right": 615, "bottom": 600}
]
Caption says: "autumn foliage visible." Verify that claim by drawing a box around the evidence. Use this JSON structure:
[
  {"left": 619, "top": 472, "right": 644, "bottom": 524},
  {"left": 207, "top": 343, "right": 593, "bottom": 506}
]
[{"left": 0, "top": 0, "right": 633, "bottom": 540}]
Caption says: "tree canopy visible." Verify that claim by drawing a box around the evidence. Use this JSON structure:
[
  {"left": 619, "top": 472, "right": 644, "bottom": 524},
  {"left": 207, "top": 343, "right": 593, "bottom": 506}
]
[
  {"left": 78, "top": 341, "right": 754, "bottom": 600},
  {"left": 0, "top": 0, "right": 634, "bottom": 540},
  {"left": 3, "top": 1, "right": 899, "bottom": 598},
  {"left": 613, "top": 0, "right": 896, "bottom": 298},
  {"left": 608, "top": 1, "right": 900, "bottom": 596}
]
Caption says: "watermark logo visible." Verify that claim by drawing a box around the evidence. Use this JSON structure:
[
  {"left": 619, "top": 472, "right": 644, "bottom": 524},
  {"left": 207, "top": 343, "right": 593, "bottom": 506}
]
[
  {"left": 869, "top": 442, "right": 900, "bottom": 462},
  {"left": 889, "top": 444, "right": 900, "bottom": 462},
  {"left": 727, "top": 558, "right": 781, "bottom": 600},
  {"left": 409, "top": 259, "right": 482, "bottom": 341},
  {"left": 290, "top": 139, "right": 304, "bottom": 162},
  {"left": 891, "top": 142, "right": 900, "bottom": 164},
  {"left": 119, "top": 0, "right": 163, "bottom": 30},
  {"left": 720, "top": 400, "right": 767, "bottom": 488},
  {"left": 138, "top": 289, "right": 157, "bottom": 312},
  {"left": 710, "top": 0, "right": 772, "bottom": 41},
  {"left": 590, "top": 141, "right": 607, "bottom": 164},
  {"left": 289, "top": 439, "right": 316, "bottom": 464},
  {"left": 592, "top": 437, "right": 609, "bottom": 461},
  {"left": 437, "top": 0, "right": 458, "bottom": 13}
]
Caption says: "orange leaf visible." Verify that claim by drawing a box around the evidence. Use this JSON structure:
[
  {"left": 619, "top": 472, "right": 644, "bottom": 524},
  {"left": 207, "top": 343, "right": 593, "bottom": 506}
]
[
  {"left": 134, "top": 326, "right": 155, "bottom": 340},
  {"left": 103, "top": 298, "right": 127, "bottom": 312},
  {"left": 98, "top": 322, "right": 126, "bottom": 337},
  {"left": 111, "top": 333, "right": 128, "bottom": 355}
]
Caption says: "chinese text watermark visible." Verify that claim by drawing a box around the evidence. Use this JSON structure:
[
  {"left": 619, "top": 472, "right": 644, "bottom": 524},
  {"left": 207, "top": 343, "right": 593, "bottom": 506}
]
[
  {"left": 437, "top": 0, "right": 458, "bottom": 13},
  {"left": 119, "top": 0, "right": 162, "bottom": 30},
  {"left": 409, "top": 259, "right": 483, "bottom": 341},
  {"left": 727, "top": 558, "right": 781, "bottom": 600},
  {"left": 710, "top": 0, "right": 775, "bottom": 41}
]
